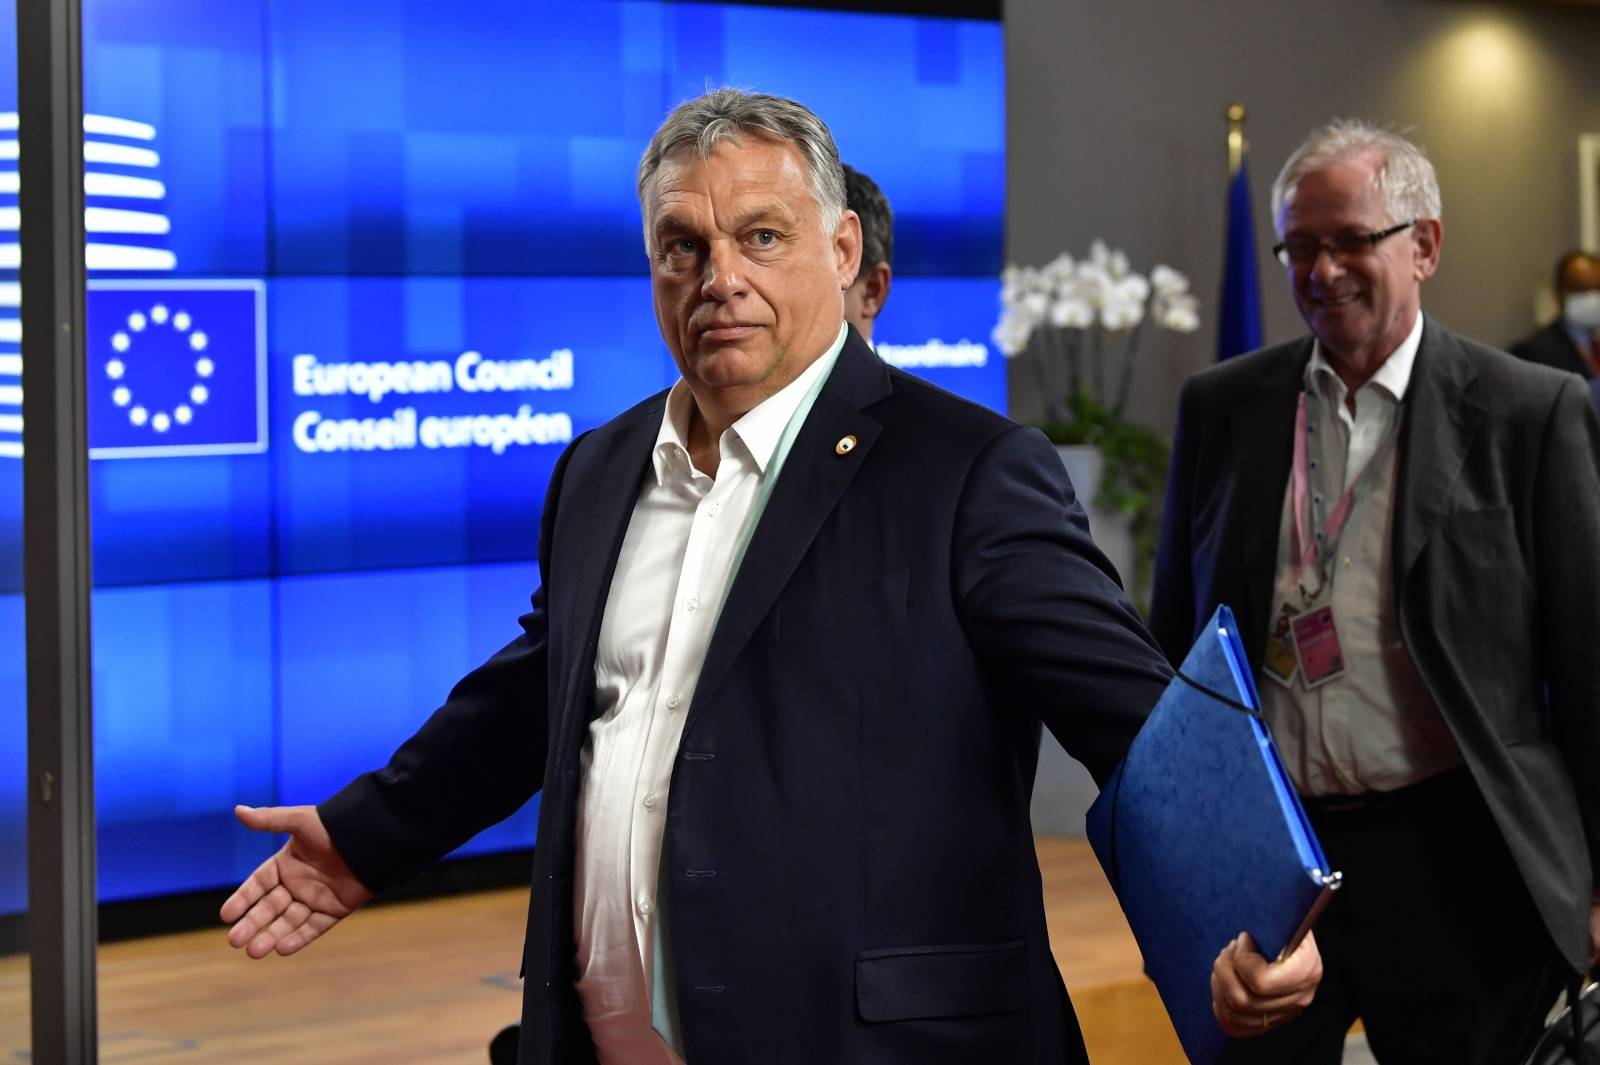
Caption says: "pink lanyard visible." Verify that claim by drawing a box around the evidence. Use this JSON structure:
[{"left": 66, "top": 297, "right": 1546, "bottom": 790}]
[{"left": 1290, "top": 390, "right": 1399, "bottom": 597}]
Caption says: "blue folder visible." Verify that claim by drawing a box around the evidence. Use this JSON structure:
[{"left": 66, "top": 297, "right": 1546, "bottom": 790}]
[{"left": 1084, "top": 604, "right": 1341, "bottom": 1065}]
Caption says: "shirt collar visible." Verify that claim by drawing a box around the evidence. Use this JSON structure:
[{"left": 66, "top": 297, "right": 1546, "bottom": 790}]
[
  {"left": 1307, "top": 310, "right": 1424, "bottom": 406},
  {"left": 651, "top": 322, "right": 848, "bottom": 485}
]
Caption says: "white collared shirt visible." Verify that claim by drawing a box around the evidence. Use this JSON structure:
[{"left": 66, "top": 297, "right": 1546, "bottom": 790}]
[
  {"left": 571, "top": 325, "right": 847, "bottom": 1064},
  {"left": 1310, "top": 310, "right": 1421, "bottom": 489},
  {"left": 1261, "top": 312, "right": 1463, "bottom": 795}
]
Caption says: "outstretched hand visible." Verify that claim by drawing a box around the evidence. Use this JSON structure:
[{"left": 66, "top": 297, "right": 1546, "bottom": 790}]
[
  {"left": 1211, "top": 930, "right": 1323, "bottom": 1038},
  {"left": 220, "top": 804, "right": 373, "bottom": 959}
]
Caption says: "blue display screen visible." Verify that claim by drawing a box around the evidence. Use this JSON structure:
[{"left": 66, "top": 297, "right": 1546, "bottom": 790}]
[{"left": 0, "top": 0, "right": 1004, "bottom": 911}]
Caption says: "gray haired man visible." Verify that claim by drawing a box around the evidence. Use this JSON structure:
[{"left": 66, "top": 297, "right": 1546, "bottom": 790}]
[
  {"left": 1152, "top": 119, "right": 1600, "bottom": 1063},
  {"left": 221, "top": 88, "right": 1317, "bottom": 1065}
]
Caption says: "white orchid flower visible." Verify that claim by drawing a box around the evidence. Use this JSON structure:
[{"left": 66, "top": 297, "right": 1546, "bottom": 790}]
[
  {"left": 991, "top": 311, "right": 1035, "bottom": 356},
  {"left": 1150, "top": 264, "right": 1190, "bottom": 296},
  {"left": 1075, "top": 263, "right": 1111, "bottom": 301},
  {"left": 1001, "top": 265, "right": 1040, "bottom": 308},
  {"left": 1113, "top": 273, "right": 1150, "bottom": 305},
  {"left": 1050, "top": 295, "right": 1095, "bottom": 329},
  {"left": 1156, "top": 293, "right": 1201, "bottom": 333},
  {"left": 994, "top": 248, "right": 1201, "bottom": 379},
  {"left": 1100, "top": 295, "right": 1145, "bottom": 331},
  {"left": 1043, "top": 252, "right": 1078, "bottom": 287}
]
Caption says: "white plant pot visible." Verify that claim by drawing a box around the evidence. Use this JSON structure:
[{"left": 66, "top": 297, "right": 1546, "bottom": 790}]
[
  {"left": 1053, "top": 444, "right": 1136, "bottom": 589},
  {"left": 1029, "top": 444, "right": 1137, "bottom": 837}
]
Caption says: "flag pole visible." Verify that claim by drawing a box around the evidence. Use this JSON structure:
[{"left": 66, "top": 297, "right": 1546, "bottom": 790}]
[{"left": 1226, "top": 101, "right": 1246, "bottom": 176}]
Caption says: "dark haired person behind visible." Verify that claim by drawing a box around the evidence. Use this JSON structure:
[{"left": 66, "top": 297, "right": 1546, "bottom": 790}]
[
  {"left": 840, "top": 163, "right": 892, "bottom": 344},
  {"left": 1510, "top": 249, "right": 1600, "bottom": 379}
]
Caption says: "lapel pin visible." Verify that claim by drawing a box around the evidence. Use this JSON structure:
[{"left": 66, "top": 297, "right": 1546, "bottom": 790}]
[{"left": 835, "top": 434, "right": 858, "bottom": 456}]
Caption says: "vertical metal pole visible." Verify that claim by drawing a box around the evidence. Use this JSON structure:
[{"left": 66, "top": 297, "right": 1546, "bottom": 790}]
[
  {"left": 1226, "top": 101, "right": 1247, "bottom": 177},
  {"left": 19, "top": 0, "right": 97, "bottom": 1058}
]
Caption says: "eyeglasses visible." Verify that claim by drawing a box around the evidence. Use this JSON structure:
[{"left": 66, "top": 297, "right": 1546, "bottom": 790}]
[{"left": 1273, "top": 220, "right": 1416, "bottom": 267}]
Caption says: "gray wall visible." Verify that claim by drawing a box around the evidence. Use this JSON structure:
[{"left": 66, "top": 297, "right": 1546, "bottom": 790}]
[
  {"left": 1005, "top": 0, "right": 1600, "bottom": 432},
  {"left": 1008, "top": 0, "right": 1600, "bottom": 835}
]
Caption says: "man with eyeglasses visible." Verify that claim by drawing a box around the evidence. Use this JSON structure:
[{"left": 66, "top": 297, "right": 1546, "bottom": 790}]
[{"left": 1151, "top": 119, "right": 1600, "bottom": 1063}]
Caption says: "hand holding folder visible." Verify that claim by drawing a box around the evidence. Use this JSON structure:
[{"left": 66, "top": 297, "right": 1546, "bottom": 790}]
[
  {"left": 1210, "top": 928, "right": 1323, "bottom": 1040},
  {"left": 1085, "top": 604, "right": 1340, "bottom": 1064}
]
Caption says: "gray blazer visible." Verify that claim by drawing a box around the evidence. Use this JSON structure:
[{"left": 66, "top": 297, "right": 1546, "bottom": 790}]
[{"left": 1150, "top": 316, "right": 1600, "bottom": 973}]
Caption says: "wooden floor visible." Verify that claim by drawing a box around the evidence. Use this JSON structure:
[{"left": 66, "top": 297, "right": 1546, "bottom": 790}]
[{"left": 0, "top": 837, "right": 1186, "bottom": 1064}]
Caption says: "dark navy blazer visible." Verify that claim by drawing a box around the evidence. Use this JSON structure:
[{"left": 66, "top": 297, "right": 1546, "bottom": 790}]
[{"left": 321, "top": 327, "right": 1173, "bottom": 1064}]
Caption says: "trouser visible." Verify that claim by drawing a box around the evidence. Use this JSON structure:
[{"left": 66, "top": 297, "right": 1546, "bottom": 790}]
[{"left": 1220, "top": 767, "right": 1569, "bottom": 1065}]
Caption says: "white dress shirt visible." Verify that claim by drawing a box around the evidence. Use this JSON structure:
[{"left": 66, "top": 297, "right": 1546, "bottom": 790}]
[
  {"left": 1261, "top": 312, "right": 1463, "bottom": 795},
  {"left": 571, "top": 326, "right": 847, "bottom": 1064}
]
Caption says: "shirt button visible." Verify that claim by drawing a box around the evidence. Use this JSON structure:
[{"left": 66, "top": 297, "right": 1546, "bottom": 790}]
[
  {"left": 686, "top": 597, "right": 699, "bottom": 613},
  {"left": 643, "top": 793, "right": 658, "bottom": 811},
  {"left": 638, "top": 897, "right": 653, "bottom": 916},
  {"left": 707, "top": 502, "right": 720, "bottom": 517},
  {"left": 666, "top": 694, "right": 681, "bottom": 710}
]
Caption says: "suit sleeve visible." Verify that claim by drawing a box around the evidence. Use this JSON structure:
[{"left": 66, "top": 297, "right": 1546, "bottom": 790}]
[
  {"left": 1532, "top": 377, "right": 1600, "bottom": 883},
  {"left": 317, "top": 435, "right": 580, "bottom": 893},
  {"left": 1147, "top": 377, "right": 1200, "bottom": 664},
  {"left": 951, "top": 423, "right": 1173, "bottom": 787}
]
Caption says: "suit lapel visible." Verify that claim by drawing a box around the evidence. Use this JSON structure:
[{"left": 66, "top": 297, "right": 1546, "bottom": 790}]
[
  {"left": 560, "top": 401, "right": 661, "bottom": 721},
  {"left": 686, "top": 330, "right": 891, "bottom": 727},
  {"left": 1394, "top": 318, "right": 1484, "bottom": 583},
  {"left": 1229, "top": 341, "right": 1309, "bottom": 670}
]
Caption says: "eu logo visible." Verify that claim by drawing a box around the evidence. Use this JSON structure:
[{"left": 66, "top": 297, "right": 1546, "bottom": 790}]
[{"left": 86, "top": 280, "right": 265, "bottom": 458}]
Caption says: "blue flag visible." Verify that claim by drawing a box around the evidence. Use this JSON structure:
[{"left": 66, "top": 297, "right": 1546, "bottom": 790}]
[{"left": 1217, "top": 164, "right": 1263, "bottom": 361}]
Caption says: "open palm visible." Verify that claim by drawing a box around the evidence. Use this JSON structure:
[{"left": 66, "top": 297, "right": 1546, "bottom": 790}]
[{"left": 220, "top": 804, "right": 374, "bottom": 959}]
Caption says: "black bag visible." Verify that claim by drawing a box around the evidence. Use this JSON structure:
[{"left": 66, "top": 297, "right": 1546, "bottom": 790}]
[{"left": 1522, "top": 978, "right": 1600, "bottom": 1065}]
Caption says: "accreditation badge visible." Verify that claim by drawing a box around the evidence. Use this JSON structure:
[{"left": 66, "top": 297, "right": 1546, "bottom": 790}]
[
  {"left": 1290, "top": 603, "right": 1347, "bottom": 689},
  {"left": 1261, "top": 604, "right": 1299, "bottom": 688}
]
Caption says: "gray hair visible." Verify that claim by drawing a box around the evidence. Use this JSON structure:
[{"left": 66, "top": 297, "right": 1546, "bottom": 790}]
[
  {"left": 1270, "top": 119, "right": 1442, "bottom": 231},
  {"left": 637, "top": 88, "right": 847, "bottom": 244}
]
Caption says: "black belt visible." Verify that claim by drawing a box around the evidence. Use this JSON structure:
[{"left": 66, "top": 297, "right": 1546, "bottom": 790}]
[{"left": 1299, "top": 766, "right": 1474, "bottom": 819}]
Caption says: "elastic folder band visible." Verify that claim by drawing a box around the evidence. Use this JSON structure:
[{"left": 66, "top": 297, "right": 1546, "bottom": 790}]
[{"left": 1174, "top": 669, "right": 1261, "bottom": 718}]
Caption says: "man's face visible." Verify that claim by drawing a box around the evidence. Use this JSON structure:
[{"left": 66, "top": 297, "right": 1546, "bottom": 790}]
[
  {"left": 646, "top": 136, "right": 860, "bottom": 415},
  {"left": 1275, "top": 153, "right": 1440, "bottom": 369}
]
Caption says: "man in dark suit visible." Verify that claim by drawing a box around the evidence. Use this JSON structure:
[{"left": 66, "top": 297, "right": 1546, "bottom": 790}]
[
  {"left": 219, "top": 89, "right": 1320, "bottom": 1064},
  {"left": 1509, "top": 249, "right": 1600, "bottom": 379},
  {"left": 1152, "top": 119, "right": 1600, "bottom": 1064}
]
